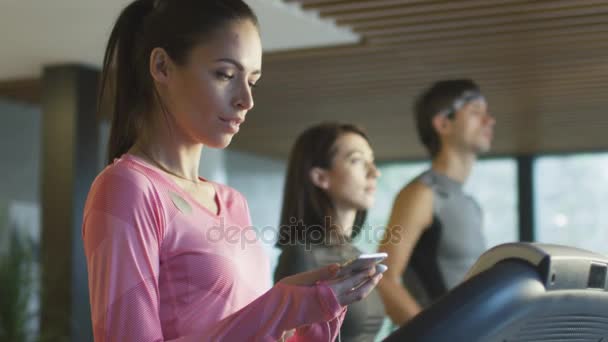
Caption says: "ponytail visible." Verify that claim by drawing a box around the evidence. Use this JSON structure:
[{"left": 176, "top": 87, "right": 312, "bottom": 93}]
[{"left": 99, "top": 0, "right": 154, "bottom": 164}]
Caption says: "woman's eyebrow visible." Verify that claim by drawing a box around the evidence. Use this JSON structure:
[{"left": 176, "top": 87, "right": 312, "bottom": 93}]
[{"left": 215, "top": 58, "right": 261, "bottom": 75}]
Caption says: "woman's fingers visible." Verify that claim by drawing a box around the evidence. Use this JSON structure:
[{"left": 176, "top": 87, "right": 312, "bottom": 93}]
[
  {"left": 279, "top": 263, "right": 340, "bottom": 286},
  {"left": 326, "top": 265, "right": 383, "bottom": 306},
  {"left": 330, "top": 265, "right": 376, "bottom": 291},
  {"left": 336, "top": 272, "right": 382, "bottom": 306},
  {"left": 276, "top": 263, "right": 382, "bottom": 307},
  {"left": 277, "top": 263, "right": 382, "bottom": 307}
]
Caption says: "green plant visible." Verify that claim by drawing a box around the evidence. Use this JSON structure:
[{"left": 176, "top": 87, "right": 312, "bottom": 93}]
[{"left": 0, "top": 207, "right": 37, "bottom": 342}]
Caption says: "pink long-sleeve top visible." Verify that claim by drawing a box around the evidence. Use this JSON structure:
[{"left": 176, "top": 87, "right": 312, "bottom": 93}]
[{"left": 82, "top": 154, "right": 346, "bottom": 341}]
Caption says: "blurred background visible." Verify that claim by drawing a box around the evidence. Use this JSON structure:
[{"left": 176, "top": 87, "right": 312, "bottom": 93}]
[{"left": 1, "top": 0, "right": 607, "bottom": 341}]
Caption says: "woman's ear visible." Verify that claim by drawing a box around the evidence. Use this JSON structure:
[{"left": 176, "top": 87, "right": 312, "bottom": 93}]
[
  {"left": 149, "top": 47, "right": 173, "bottom": 84},
  {"left": 310, "top": 167, "right": 330, "bottom": 190}
]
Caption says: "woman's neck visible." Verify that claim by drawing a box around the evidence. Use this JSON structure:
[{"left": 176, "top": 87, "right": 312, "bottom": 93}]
[
  {"left": 327, "top": 206, "right": 357, "bottom": 244},
  {"left": 131, "top": 116, "right": 203, "bottom": 182}
]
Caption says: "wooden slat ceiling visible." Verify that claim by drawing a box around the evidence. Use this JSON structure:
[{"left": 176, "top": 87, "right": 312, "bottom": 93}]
[{"left": 231, "top": 0, "right": 608, "bottom": 160}]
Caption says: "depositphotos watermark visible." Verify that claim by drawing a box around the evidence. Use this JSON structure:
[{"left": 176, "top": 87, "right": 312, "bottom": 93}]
[{"left": 204, "top": 217, "right": 404, "bottom": 250}]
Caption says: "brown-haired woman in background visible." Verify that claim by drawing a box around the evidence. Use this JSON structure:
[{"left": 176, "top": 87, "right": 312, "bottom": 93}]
[
  {"left": 275, "top": 122, "right": 386, "bottom": 342},
  {"left": 82, "top": 1, "right": 382, "bottom": 340}
]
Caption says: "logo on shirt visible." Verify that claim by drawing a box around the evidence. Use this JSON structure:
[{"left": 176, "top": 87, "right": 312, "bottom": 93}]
[{"left": 169, "top": 191, "right": 192, "bottom": 215}]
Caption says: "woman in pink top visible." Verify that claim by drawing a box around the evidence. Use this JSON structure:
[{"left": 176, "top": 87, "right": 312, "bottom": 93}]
[{"left": 82, "top": 0, "right": 382, "bottom": 341}]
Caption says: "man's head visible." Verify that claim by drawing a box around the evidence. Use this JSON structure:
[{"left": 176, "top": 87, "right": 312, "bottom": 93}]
[{"left": 414, "top": 79, "right": 495, "bottom": 158}]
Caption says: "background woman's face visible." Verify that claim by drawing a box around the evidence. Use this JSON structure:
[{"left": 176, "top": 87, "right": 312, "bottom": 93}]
[{"left": 324, "top": 132, "right": 380, "bottom": 211}]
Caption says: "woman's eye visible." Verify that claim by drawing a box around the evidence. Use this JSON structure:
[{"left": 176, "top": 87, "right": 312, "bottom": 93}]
[{"left": 216, "top": 72, "right": 234, "bottom": 80}]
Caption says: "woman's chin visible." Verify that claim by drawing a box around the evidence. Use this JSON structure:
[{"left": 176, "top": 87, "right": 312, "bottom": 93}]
[
  {"left": 205, "top": 134, "right": 235, "bottom": 149},
  {"left": 352, "top": 199, "right": 374, "bottom": 211}
]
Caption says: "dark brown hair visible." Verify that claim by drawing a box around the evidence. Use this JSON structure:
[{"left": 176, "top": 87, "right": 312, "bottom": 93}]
[
  {"left": 98, "top": 0, "right": 258, "bottom": 164},
  {"left": 414, "top": 79, "right": 480, "bottom": 158},
  {"left": 277, "top": 122, "right": 371, "bottom": 248}
]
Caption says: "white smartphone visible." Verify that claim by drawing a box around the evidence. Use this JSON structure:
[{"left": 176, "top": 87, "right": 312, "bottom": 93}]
[{"left": 335, "top": 252, "right": 388, "bottom": 278}]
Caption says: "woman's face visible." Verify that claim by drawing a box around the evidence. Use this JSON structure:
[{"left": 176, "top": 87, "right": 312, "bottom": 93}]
[
  {"left": 323, "top": 132, "right": 380, "bottom": 211},
  {"left": 161, "top": 19, "right": 262, "bottom": 148}
]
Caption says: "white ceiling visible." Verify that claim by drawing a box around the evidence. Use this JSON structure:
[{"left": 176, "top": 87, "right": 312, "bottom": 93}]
[{"left": 0, "top": 0, "right": 359, "bottom": 80}]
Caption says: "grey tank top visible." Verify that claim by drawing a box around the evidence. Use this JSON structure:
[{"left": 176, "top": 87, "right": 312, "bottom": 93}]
[{"left": 402, "top": 169, "right": 486, "bottom": 307}]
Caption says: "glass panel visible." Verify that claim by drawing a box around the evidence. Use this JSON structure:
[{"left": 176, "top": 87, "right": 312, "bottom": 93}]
[
  {"left": 535, "top": 153, "right": 608, "bottom": 255},
  {"left": 465, "top": 159, "right": 519, "bottom": 248},
  {"left": 0, "top": 99, "right": 42, "bottom": 340}
]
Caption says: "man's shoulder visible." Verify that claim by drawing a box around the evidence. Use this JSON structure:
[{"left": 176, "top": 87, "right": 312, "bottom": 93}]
[{"left": 398, "top": 173, "right": 435, "bottom": 202}]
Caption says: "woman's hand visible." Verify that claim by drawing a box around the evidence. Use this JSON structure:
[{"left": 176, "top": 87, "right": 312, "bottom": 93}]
[{"left": 278, "top": 263, "right": 382, "bottom": 306}]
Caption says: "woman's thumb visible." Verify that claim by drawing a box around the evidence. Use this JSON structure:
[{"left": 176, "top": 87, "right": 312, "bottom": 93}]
[{"left": 313, "top": 263, "right": 340, "bottom": 283}]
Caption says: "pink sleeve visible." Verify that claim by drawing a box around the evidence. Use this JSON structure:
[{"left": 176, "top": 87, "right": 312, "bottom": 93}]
[
  {"left": 83, "top": 171, "right": 167, "bottom": 341},
  {"left": 204, "top": 283, "right": 346, "bottom": 341},
  {"left": 83, "top": 171, "right": 345, "bottom": 341}
]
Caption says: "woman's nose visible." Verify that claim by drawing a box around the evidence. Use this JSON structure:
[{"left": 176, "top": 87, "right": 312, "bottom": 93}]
[{"left": 234, "top": 82, "right": 254, "bottom": 111}]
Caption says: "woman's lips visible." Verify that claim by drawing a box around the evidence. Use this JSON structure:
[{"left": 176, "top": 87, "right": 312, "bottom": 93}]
[{"left": 219, "top": 117, "right": 244, "bottom": 133}]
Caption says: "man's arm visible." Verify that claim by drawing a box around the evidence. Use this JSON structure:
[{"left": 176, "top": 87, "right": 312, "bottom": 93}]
[{"left": 377, "top": 181, "right": 434, "bottom": 325}]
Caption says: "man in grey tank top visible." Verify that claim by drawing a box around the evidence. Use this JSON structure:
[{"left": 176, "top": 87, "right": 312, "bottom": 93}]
[{"left": 377, "top": 79, "right": 496, "bottom": 325}]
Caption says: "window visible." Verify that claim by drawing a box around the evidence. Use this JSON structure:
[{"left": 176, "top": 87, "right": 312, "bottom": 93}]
[
  {"left": 465, "top": 159, "right": 519, "bottom": 248},
  {"left": 535, "top": 153, "right": 608, "bottom": 255}
]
